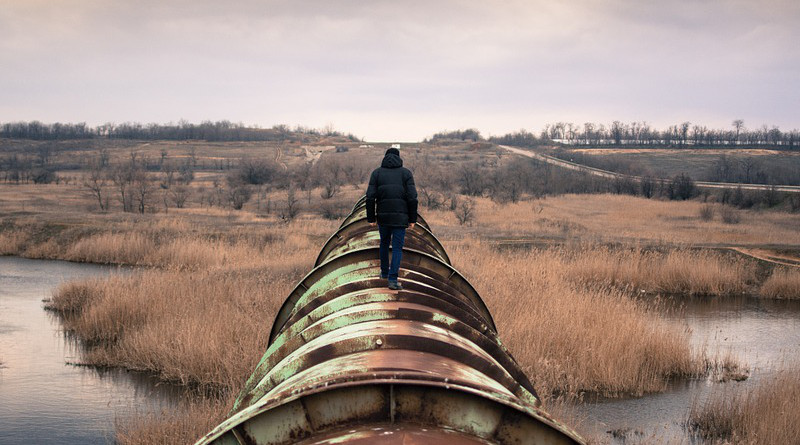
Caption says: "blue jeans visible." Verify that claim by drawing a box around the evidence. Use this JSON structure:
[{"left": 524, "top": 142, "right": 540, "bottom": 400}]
[{"left": 378, "top": 225, "right": 406, "bottom": 282}]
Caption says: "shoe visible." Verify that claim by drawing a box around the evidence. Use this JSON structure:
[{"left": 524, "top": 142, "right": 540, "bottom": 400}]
[{"left": 388, "top": 281, "right": 403, "bottom": 291}]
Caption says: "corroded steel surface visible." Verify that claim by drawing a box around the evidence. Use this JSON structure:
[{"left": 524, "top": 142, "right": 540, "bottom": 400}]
[
  {"left": 294, "top": 424, "right": 497, "bottom": 444},
  {"left": 196, "top": 197, "right": 585, "bottom": 445},
  {"left": 268, "top": 248, "right": 496, "bottom": 345},
  {"left": 315, "top": 219, "right": 450, "bottom": 267}
]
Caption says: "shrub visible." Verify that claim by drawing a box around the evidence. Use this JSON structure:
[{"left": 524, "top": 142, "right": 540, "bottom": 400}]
[
  {"left": 668, "top": 173, "right": 696, "bottom": 200},
  {"left": 720, "top": 206, "right": 741, "bottom": 224},
  {"left": 320, "top": 201, "right": 345, "bottom": 220},
  {"left": 228, "top": 186, "right": 252, "bottom": 210},
  {"left": 231, "top": 158, "right": 279, "bottom": 185},
  {"left": 699, "top": 204, "right": 714, "bottom": 221},
  {"left": 31, "top": 167, "right": 56, "bottom": 184}
]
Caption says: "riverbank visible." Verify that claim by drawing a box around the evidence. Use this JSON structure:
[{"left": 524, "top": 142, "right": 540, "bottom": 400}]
[{"left": 0, "top": 257, "right": 184, "bottom": 445}]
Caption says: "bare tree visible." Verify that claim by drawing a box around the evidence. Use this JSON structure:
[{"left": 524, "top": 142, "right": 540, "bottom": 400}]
[
  {"left": 160, "top": 161, "right": 176, "bottom": 188},
  {"left": 611, "top": 121, "right": 624, "bottom": 145},
  {"left": 640, "top": 176, "right": 655, "bottom": 199},
  {"left": 320, "top": 180, "right": 340, "bottom": 199},
  {"left": 169, "top": 185, "right": 191, "bottom": 208},
  {"left": 454, "top": 198, "right": 476, "bottom": 226},
  {"left": 131, "top": 170, "right": 153, "bottom": 214},
  {"left": 84, "top": 165, "right": 110, "bottom": 211},
  {"left": 419, "top": 187, "right": 446, "bottom": 209},
  {"left": 739, "top": 157, "right": 762, "bottom": 183},
  {"left": 281, "top": 188, "right": 300, "bottom": 221},
  {"left": 36, "top": 143, "right": 56, "bottom": 166},
  {"left": 679, "top": 122, "right": 691, "bottom": 146},
  {"left": 458, "top": 162, "right": 485, "bottom": 196},
  {"left": 317, "top": 158, "right": 344, "bottom": 199},
  {"left": 111, "top": 165, "right": 134, "bottom": 212},
  {"left": 732, "top": 119, "right": 744, "bottom": 145}
]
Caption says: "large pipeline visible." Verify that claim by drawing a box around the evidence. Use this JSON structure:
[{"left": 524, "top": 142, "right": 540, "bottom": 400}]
[{"left": 196, "top": 197, "right": 585, "bottom": 445}]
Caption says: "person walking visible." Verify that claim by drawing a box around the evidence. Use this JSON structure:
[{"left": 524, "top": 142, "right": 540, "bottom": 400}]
[{"left": 366, "top": 147, "right": 418, "bottom": 290}]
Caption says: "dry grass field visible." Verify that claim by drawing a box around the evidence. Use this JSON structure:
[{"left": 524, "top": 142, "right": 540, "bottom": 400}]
[
  {"left": 455, "top": 194, "right": 800, "bottom": 246},
  {"left": 3, "top": 138, "right": 800, "bottom": 443}
]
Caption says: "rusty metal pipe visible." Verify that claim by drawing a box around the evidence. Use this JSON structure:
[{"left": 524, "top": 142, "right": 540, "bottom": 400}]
[{"left": 196, "top": 197, "right": 585, "bottom": 445}]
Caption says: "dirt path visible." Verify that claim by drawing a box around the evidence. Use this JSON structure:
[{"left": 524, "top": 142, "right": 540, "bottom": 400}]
[
  {"left": 275, "top": 147, "right": 287, "bottom": 170},
  {"left": 729, "top": 247, "right": 800, "bottom": 268},
  {"left": 500, "top": 145, "right": 800, "bottom": 194}
]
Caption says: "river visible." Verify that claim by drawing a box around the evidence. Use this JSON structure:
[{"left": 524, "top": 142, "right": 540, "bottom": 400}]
[
  {"left": 0, "top": 257, "right": 181, "bottom": 445},
  {"left": 575, "top": 294, "right": 800, "bottom": 443}
]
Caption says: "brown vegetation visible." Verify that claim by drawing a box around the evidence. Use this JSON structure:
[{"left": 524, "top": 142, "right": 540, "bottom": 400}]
[
  {"left": 760, "top": 268, "right": 800, "bottom": 299},
  {"left": 46, "top": 230, "right": 714, "bottom": 400},
  {"left": 559, "top": 246, "right": 755, "bottom": 296},
  {"left": 688, "top": 368, "right": 800, "bottom": 444},
  {"left": 116, "top": 396, "right": 228, "bottom": 445},
  {"left": 449, "top": 241, "right": 703, "bottom": 398}
]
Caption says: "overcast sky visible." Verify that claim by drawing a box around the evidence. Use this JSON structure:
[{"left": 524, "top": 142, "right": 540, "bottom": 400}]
[{"left": 1, "top": 0, "right": 798, "bottom": 141}]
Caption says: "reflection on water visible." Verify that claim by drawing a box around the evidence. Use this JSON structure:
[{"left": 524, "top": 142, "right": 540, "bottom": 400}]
[
  {"left": 0, "top": 257, "right": 182, "bottom": 445},
  {"left": 576, "top": 294, "right": 800, "bottom": 443}
]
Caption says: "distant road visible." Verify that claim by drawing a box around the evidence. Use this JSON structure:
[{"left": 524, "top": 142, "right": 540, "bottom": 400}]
[{"left": 500, "top": 145, "right": 800, "bottom": 194}]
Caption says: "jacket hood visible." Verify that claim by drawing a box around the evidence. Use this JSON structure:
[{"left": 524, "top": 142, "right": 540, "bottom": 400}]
[{"left": 381, "top": 153, "right": 403, "bottom": 168}]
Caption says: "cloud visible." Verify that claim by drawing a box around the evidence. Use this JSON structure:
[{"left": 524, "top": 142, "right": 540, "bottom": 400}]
[{"left": 1, "top": 0, "right": 798, "bottom": 140}]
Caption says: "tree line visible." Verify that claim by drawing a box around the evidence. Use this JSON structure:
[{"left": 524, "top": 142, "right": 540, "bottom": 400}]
[
  {"left": 427, "top": 120, "right": 800, "bottom": 149},
  {"left": 0, "top": 120, "right": 361, "bottom": 142}
]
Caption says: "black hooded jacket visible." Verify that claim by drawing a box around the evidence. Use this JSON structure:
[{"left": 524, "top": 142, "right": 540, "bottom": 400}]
[{"left": 366, "top": 152, "right": 418, "bottom": 227}]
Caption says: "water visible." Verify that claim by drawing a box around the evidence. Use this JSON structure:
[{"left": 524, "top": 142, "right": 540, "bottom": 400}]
[
  {"left": 576, "top": 295, "right": 800, "bottom": 443},
  {"left": 0, "top": 257, "right": 181, "bottom": 445}
]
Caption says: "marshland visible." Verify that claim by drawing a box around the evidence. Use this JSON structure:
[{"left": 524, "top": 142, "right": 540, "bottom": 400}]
[{"left": 1, "top": 128, "right": 800, "bottom": 444}]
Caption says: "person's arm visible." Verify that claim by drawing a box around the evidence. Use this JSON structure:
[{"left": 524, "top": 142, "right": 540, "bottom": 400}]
[
  {"left": 405, "top": 170, "right": 418, "bottom": 226},
  {"left": 366, "top": 170, "right": 378, "bottom": 225}
]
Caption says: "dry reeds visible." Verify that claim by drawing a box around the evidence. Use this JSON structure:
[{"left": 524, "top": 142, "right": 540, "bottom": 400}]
[
  {"left": 48, "top": 222, "right": 322, "bottom": 393},
  {"left": 688, "top": 368, "right": 800, "bottom": 444},
  {"left": 564, "top": 246, "right": 754, "bottom": 296},
  {"left": 116, "top": 396, "right": 229, "bottom": 445},
  {"left": 760, "top": 268, "right": 800, "bottom": 299},
  {"left": 48, "top": 280, "right": 104, "bottom": 313},
  {"left": 52, "top": 267, "right": 298, "bottom": 392},
  {"left": 0, "top": 229, "right": 33, "bottom": 255},
  {"left": 448, "top": 240, "right": 703, "bottom": 399}
]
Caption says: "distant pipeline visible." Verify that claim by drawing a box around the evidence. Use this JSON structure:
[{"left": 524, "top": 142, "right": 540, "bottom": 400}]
[{"left": 196, "top": 196, "right": 585, "bottom": 445}]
